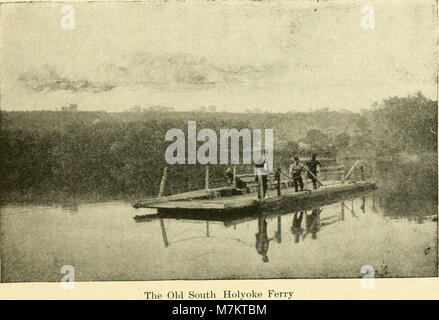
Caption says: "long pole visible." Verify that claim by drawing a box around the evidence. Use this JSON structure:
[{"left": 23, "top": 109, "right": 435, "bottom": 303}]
[
  {"left": 304, "top": 167, "right": 324, "bottom": 187},
  {"left": 159, "top": 219, "right": 169, "bottom": 248},
  {"left": 344, "top": 160, "right": 360, "bottom": 180},
  {"left": 205, "top": 164, "right": 210, "bottom": 191},
  {"left": 158, "top": 168, "right": 169, "bottom": 247},
  {"left": 158, "top": 167, "right": 168, "bottom": 198}
]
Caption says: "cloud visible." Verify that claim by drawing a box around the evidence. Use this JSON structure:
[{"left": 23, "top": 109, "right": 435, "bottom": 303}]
[
  {"left": 98, "top": 51, "right": 287, "bottom": 89},
  {"left": 18, "top": 53, "right": 287, "bottom": 93},
  {"left": 18, "top": 65, "right": 115, "bottom": 93}
]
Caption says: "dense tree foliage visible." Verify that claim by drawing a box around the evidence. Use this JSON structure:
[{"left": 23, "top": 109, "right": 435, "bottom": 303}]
[
  {"left": 369, "top": 92, "right": 437, "bottom": 154},
  {"left": 1, "top": 93, "right": 436, "bottom": 202}
]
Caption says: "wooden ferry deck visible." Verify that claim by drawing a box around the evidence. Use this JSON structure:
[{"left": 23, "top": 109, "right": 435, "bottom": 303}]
[
  {"left": 133, "top": 161, "right": 376, "bottom": 216},
  {"left": 133, "top": 188, "right": 376, "bottom": 226},
  {"left": 134, "top": 181, "right": 376, "bottom": 214}
]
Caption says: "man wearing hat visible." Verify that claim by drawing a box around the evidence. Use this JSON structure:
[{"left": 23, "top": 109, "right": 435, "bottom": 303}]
[
  {"left": 289, "top": 156, "right": 304, "bottom": 192},
  {"left": 307, "top": 153, "right": 321, "bottom": 190}
]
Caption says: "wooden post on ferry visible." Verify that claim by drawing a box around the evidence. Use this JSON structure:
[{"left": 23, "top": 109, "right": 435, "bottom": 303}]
[
  {"left": 258, "top": 173, "right": 264, "bottom": 202},
  {"left": 158, "top": 167, "right": 168, "bottom": 198},
  {"left": 205, "top": 164, "right": 210, "bottom": 190},
  {"left": 276, "top": 169, "right": 281, "bottom": 196}
]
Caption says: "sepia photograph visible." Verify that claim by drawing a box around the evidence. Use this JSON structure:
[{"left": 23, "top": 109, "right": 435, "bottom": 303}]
[{"left": 0, "top": 0, "right": 437, "bottom": 285}]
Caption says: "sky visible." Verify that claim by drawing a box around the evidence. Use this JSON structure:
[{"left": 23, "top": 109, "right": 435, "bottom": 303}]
[{"left": 1, "top": 0, "right": 437, "bottom": 112}]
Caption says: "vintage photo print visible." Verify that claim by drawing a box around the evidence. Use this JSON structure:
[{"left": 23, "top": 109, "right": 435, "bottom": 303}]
[{"left": 0, "top": 0, "right": 437, "bottom": 289}]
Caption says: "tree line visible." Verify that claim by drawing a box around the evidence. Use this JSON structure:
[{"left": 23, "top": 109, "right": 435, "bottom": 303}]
[{"left": 1, "top": 93, "right": 436, "bottom": 203}]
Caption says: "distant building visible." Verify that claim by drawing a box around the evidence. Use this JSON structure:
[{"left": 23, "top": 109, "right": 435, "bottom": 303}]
[
  {"left": 145, "top": 105, "right": 175, "bottom": 112},
  {"left": 61, "top": 104, "right": 78, "bottom": 112},
  {"left": 245, "top": 108, "right": 261, "bottom": 113},
  {"left": 162, "top": 106, "right": 175, "bottom": 112},
  {"left": 208, "top": 105, "right": 217, "bottom": 112},
  {"left": 198, "top": 106, "right": 207, "bottom": 112}
]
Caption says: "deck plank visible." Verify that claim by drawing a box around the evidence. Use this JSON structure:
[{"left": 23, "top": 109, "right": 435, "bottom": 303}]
[{"left": 134, "top": 181, "right": 376, "bottom": 210}]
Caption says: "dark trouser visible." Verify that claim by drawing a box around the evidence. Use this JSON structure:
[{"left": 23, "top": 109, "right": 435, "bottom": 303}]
[
  {"left": 293, "top": 176, "right": 304, "bottom": 192},
  {"left": 309, "top": 174, "right": 318, "bottom": 189},
  {"left": 255, "top": 175, "right": 268, "bottom": 198},
  {"left": 235, "top": 177, "right": 247, "bottom": 189}
]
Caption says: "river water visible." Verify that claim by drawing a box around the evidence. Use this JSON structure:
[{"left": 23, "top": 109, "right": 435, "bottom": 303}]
[{"left": 1, "top": 159, "right": 437, "bottom": 282}]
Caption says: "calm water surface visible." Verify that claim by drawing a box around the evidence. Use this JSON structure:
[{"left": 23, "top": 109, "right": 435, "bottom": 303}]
[{"left": 1, "top": 159, "right": 437, "bottom": 281}]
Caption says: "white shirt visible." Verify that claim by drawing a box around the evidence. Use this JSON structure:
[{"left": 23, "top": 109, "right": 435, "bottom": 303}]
[{"left": 254, "top": 156, "right": 272, "bottom": 175}]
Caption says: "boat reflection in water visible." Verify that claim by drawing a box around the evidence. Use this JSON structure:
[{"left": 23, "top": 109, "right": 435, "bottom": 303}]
[{"left": 135, "top": 191, "right": 376, "bottom": 263}]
